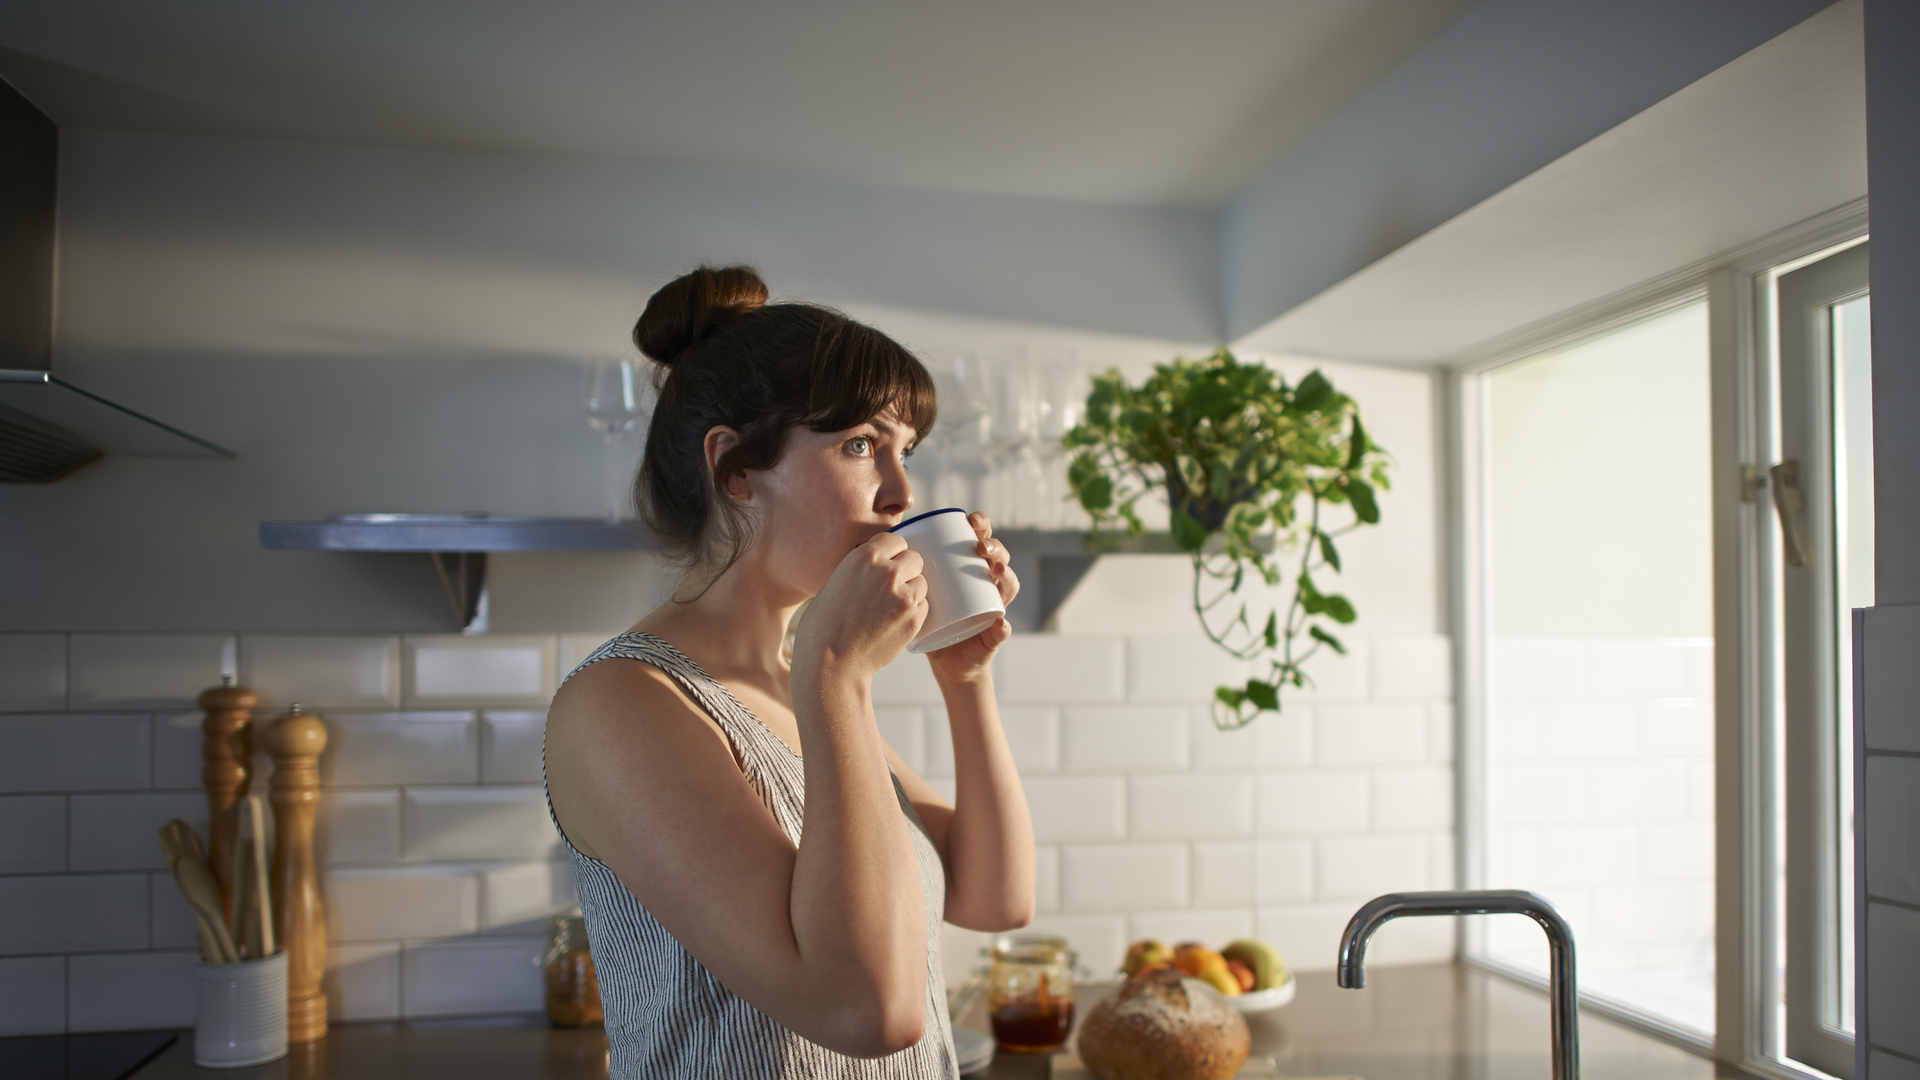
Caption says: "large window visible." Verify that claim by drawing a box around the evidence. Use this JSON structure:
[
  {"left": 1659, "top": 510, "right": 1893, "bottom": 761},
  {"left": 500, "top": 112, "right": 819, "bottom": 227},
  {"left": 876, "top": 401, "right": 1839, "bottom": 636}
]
[
  {"left": 1472, "top": 300, "right": 1718, "bottom": 1037},
  {"left": 1455, "top": 217, "right": 1871, "bottom": 1080}
]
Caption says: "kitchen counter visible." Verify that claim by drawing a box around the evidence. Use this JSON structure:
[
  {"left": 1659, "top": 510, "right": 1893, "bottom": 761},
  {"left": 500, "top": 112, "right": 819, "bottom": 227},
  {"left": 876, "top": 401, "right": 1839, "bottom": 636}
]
[{"left": 122, "top": 963, "right": 1748, "bottom": 1079}]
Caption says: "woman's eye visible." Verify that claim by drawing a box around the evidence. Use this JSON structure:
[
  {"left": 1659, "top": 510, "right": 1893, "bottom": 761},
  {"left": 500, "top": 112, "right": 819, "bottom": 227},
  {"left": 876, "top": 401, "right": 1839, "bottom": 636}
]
[{"left": 848, "top": 437, "right": 872, "bottom": 456}]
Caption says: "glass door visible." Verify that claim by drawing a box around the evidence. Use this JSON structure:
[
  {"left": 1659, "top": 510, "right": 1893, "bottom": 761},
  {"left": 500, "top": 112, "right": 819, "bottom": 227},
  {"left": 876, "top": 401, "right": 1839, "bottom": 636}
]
[{"left": 1773, "top": 242, "right": 1870, "bottom": 1078}]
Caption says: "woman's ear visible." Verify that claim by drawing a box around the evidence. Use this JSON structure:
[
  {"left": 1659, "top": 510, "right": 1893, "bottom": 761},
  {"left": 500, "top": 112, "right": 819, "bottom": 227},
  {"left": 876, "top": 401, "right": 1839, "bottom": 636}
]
[{"left": 703, "top": 425, "right": 751, "bottom": 501}]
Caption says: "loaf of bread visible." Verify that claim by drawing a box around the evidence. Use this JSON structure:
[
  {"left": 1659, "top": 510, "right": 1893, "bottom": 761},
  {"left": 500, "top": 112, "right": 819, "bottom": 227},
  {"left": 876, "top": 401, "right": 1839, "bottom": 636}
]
[{"left": 1076, "top": 967, "right": 1251, "bottom": 1080}]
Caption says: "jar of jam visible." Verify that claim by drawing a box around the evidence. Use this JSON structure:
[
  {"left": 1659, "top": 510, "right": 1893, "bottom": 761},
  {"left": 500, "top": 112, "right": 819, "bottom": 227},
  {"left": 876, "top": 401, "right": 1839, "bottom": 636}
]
[
  {"left": 986, "top": 934, "right": 1075, "bottom": 1053},
  {"left": 541, "top": 913, "right": 602, "bottom": 1027}
]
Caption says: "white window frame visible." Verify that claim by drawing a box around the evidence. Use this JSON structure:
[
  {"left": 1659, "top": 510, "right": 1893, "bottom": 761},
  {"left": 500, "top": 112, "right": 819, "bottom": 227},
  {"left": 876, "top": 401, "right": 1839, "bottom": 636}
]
[{"left": 1446, "top": 197, "right": 1869, "bottom": 1080}]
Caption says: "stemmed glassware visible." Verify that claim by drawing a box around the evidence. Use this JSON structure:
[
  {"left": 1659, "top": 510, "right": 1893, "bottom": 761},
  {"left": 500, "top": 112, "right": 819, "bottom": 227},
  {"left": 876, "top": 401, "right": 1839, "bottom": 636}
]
[
  {"left": 581, "top": 357, "right": 652, "bottom": 522},
  {"left": 1036, "top": 347, "right": 1088, "bottom": 530}
]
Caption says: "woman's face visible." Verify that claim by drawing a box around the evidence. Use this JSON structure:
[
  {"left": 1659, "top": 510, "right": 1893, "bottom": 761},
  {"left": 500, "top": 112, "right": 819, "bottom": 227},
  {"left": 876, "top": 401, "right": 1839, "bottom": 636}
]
[{"left": 739, "top": 409, "right": 918, "bottom": 599}]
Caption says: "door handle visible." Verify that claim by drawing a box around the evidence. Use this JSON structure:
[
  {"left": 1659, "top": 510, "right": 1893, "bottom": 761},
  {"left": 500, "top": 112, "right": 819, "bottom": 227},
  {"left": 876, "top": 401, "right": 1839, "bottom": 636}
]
[{"left": 1770, "top": 459, "right": 1810, "bottom": 568}]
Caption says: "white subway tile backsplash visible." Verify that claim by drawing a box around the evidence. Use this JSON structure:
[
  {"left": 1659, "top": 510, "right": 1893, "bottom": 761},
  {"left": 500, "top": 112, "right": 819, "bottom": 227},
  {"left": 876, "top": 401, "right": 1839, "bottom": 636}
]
[
  {"left": 150, "top": 713, "right": 209, "bottom": 790},
  {"left": 1637, "top": 701, "right": 1713, "bottom": 757},
  {"left": 69, "top": 635, "right": 232, "bottom": 710},
  {"left": 1254, "top": 841, "right": 1313, "bottom": 903},
  {"left": 558, "top": 633, "right": 616, "bottom": 678},
  {"left": 327, "top": 943, "right": 402, "bottom": 1021},
  {"left": 404, "top": 786, "right": 559, "bottom": 862},
  {"left": 150, "top": 870, "right": 200, "bottom": 951},
  {"left": 67, "top": 950, "right": 197, "bottom": 1033},
  {"left": 1488, "top": 765, "right": 1591, "bottom": 826},
  {"left": 0, "top": 715, "right": 151, "bottom": 793},
  {"left": 1427, "top": 703, "right": 1454, "bottom": 763},
  {"left": 0, "top": 955, "right": 66, "bottom": 1035},
  {"left": 1314, "top": 704, "right": 1427, "bottom": 765},
  {"left": 1190, "top": 720, "right": 1258, "bottom": 772},
  {"left": 1023, "top": 776, "right": 1125, "bottom": 843},
  {"left": 1370, "top": 768, "right": 1453, "bottom": 831},
  {"left": 321, "top": 789, "right": 404, "bottom": 865},
  {"left": 1190, "top": 841, "right": 1253, "bottom": 906},
  {"left": 1061, "top": 707, "right": 1187, "bottom": 772},
  {"left": 1129, "top": 775, "right": 1252, "bottom": 838},
  {"left": 402, "top": 937, "right": 544, "bottom": 1017},
  {"left": 1001, "top": 707, "right": 1061, "bottom": 774},
  {"left": 1429, "top": 833, "right": 1457, "bottom": 891},
  {"left": 1587, "top": 762, "right": 1690, "bottom": 821},
  {"left": 481, "top": 861, "right": 576, "bottom": 934},
  {"left": 1023, "top": 913, "right": 1126, "bottom": 977},
  {"left": 1490, "top": 638, "right": 1590, "bottom": 698},
  {"left": 1871, "top": 1052, "right": 1920, "bottom": 1080},
  {"left": 1369, "top": 635, "right": 1452, "bottom": 700},
  {"left": 0, "top": 875, "right": 148, "bottom": 955},
  {"left": 1035, "top": 845, "right": 1060, "bottom": 914},
  {"left": 1317, "top": 834, "right": 1429, "bottom": 900},
  {"left": 1588, "top": 639, "right": 1701, "bottom": 698},
  {"left": 875, "top": 707, "right": 926, "bottom": 773},
  {"left": 1864, "top": 605, "right": 1920, "bottom": 752},
  {"left": 481, "top": 711, "right": 548, "bottom": 785},
  {"left": 1293, "top": 637, "right": 1369, "bottom": 700},
  {"left": 322, "top": 712, "right": 479, "bottom": 787},
  {"left": 1257, "top": 772, "right": 1369, "bottom": 835},
  {"left": 328, "top": 866, "right": 479, "bottom": 942},
  {"left": 1127, "top": 909, "right": 1253, "bottom": 952},
  {"left": 995, "top": 637, "right": 1124, "bottom": 703},
  {"left": 242, "top": 635, "right": 400, "bottom": 709},
  {"left": 1865, "top": 756, "right": 1920, "bottom": 906},
  {"left": 1638, "top": 822, "right": 1714, "bottom": 883},
  {"left": 0, "top": 795, "right": 67, "bottom": 873},
  {"left": 0, "top": 634, "right": 66, "bottom": 712},
  {"left": 405, "top": 634, "right": 557, "bottom": 707},
  {"left": 873, "top": 651, "right": 943, "bottom": 705},
  {"left": 1061, "top": 843, "right": 1187, "bottom": 912},
  {"left": 1125, "top": 635, "right": 1249, "bottom": 704},
  {"left": 69, "top": 791, "right": 206, "bottom": 872},
  {"left": 1535, "top": 701, "right": 1636, "bottom": 760},
  {"left": 1537, "top": 826, "right": 1639, "bottom": 886},
  {"left": 1255, "top": 903, "right": 1358, "bottom": 974},
  {"left": 1253, "top": 714, "right": 1312, "bottom": 768}
]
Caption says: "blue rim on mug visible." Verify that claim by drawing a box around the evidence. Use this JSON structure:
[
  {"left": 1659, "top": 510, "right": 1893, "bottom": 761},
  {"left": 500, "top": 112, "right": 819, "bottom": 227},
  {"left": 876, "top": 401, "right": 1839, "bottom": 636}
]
[{"left": 888, "top": 507, "right": 968, "bottom": 533}]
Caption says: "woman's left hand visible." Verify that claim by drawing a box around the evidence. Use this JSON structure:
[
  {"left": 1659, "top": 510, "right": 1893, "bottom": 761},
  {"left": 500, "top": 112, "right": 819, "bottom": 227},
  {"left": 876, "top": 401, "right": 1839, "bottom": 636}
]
[{"left": 926, "top": 512, "right": 1019, "bottom": 683}]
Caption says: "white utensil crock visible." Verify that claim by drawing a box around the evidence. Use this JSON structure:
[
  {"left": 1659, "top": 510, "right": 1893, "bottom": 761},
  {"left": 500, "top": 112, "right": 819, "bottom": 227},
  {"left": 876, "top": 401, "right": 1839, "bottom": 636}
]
[
  {"left": 195, "top": 950, "right": 289, "bottom": 1068},
  {"left": 890, "top": 508, "right": 1007, "bottom": 654}
]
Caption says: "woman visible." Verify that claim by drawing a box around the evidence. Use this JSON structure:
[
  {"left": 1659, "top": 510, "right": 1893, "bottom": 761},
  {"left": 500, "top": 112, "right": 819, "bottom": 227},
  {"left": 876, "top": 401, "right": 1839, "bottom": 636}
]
[{"left": 545, "top": 265, "right": 1036, "bottom": 1079}]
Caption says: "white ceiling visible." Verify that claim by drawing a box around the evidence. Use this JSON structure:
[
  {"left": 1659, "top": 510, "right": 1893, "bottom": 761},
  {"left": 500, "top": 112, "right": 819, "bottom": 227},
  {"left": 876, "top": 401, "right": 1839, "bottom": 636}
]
[
  {"left": 0, "top": 0, "right": 1476, "bottom": 207},
  {"left": 1235, "top": 0, "right": 1866, "bottom": 364}
]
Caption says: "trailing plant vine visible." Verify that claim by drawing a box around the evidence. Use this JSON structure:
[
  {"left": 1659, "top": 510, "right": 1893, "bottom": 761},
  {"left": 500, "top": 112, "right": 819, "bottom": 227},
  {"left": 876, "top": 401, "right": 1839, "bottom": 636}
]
[{"left": 1062, "top": 348, "right": 1390, "bottom": 729}]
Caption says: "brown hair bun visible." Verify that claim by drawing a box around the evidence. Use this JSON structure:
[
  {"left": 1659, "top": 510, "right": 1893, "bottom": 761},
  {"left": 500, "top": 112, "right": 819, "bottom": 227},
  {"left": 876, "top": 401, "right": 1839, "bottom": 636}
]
[{"left": 633, "top": 264, "right": 770, "bottom": 365}]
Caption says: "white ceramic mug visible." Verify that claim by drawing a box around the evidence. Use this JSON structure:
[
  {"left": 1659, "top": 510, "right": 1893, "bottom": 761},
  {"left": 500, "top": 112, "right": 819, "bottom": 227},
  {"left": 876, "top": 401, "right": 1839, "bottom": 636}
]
[
  {"left": 195, "top": 951, "right": 288, "bottom": 1068},
  {"left": 890, "top": 508, "right": 1007, "bottom": 654}
]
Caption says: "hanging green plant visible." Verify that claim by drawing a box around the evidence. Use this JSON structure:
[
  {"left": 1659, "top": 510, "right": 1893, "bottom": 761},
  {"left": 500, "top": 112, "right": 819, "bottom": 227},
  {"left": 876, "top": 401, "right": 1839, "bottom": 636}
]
[{"left": 1062, "top": 347, "right": 1390, "bottom": 729}]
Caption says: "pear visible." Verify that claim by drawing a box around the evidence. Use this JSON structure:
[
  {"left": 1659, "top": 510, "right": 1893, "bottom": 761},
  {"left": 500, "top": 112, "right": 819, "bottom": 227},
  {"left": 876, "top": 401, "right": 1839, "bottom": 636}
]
[{"left": 1220, "top": 939, "right": 1287, "bottom": 991}]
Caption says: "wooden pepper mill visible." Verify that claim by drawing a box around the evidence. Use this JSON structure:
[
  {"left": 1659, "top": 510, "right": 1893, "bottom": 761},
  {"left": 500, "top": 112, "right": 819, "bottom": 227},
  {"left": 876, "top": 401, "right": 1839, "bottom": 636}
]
[
  {"left": 198, "top": 676, "right": 257, "bottom": 918},
  {"left": 264, "top": 703, "right": 329, "bottom": 1043}
]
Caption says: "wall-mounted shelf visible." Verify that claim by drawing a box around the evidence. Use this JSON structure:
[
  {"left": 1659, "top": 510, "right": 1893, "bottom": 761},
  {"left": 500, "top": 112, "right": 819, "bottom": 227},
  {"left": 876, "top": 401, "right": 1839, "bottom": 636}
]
[{"left": 259, "top": 514, "right": 1193, "bottom": 634}]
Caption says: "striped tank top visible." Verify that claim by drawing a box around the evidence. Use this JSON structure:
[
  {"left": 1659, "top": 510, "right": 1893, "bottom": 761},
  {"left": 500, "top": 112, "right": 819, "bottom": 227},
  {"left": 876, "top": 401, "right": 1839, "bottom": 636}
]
[{"left": 545, "top": 632, "right": 959, "bottom": 1080}]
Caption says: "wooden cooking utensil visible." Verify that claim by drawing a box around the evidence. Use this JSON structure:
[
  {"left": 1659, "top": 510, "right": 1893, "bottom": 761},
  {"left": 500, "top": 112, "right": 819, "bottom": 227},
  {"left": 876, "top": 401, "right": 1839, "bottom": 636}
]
[
  {"left": 247, "top": 795, "right": 274, "bottom": 957},
  {"left": 159, "top": 820, "right": 240, "bottom": 963},
  {"left": 226, "top": 805, "right": 252, "bottom": 959}
]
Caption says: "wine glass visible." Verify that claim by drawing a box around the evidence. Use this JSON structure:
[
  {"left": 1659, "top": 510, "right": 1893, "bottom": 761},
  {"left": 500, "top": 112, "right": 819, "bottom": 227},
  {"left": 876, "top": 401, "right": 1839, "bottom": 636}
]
[
  {"left": 582, "top": 357, "right": 651, "bottom": 522},
  {"left": 1037, "top": 347, "right": 1089, "bottom": 530},
  {"left": 990, "top": 346, "right": 1046, "bottom": 527},
  {"left": 932, "top": 351, "right": 997, "bottom": 515}
]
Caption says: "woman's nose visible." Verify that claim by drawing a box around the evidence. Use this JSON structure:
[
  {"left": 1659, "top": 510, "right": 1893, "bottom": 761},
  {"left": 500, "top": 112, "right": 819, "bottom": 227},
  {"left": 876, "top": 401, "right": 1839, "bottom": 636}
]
[{"left": 877, "top": 457, "right": 914, "bottom": 516}]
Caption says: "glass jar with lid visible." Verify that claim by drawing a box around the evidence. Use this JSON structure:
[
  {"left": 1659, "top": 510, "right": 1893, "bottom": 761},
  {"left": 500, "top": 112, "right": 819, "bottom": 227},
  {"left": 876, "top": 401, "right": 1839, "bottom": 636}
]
[
  {"left": 986, "top": 934, "right": 1075, "bottom": 1053},
  {"left": 540, "top": 913, "right": 602, "bottom": 1027}
]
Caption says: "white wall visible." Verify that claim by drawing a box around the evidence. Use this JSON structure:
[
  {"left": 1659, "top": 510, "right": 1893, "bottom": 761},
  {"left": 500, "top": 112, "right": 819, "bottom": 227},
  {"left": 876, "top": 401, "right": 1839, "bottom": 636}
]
[{"left": 0, "top": 127, "right": 1449, "bottom": 1032}]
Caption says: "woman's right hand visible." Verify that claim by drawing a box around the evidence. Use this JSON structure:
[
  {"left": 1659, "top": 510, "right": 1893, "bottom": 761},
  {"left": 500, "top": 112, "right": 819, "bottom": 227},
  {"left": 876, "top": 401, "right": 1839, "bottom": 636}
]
[{"left": 793, "top": 532, "right": 928, "bottom": 683}]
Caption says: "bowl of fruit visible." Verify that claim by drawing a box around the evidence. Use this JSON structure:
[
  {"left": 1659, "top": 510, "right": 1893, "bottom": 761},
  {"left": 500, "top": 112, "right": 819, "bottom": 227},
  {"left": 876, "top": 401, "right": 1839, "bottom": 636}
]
[{"left": 1119, "top": 938, "right": 1294, "bottom": 1013}]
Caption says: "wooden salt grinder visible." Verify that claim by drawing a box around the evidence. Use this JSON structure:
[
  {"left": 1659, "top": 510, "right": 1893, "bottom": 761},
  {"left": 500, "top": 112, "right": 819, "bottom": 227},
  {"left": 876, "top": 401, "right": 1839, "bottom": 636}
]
[
  {"left": 198, "top": 676, "right": 257, "bottom": 918},
  {"left": 264, "top": 703, "right": 329, "bottom": 1043}
]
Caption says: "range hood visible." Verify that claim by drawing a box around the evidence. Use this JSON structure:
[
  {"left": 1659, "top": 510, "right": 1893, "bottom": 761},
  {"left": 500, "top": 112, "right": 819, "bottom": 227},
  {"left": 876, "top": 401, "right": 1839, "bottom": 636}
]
[{"left": 0, "top": 75, "right": 234, "bottom": 481}]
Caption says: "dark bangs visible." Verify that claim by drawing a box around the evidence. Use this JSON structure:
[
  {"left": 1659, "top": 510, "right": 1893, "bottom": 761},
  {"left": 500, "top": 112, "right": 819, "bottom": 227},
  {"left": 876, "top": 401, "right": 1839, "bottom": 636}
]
[{"left": 800, "top": 317, "right": 938, "bottom": 446}]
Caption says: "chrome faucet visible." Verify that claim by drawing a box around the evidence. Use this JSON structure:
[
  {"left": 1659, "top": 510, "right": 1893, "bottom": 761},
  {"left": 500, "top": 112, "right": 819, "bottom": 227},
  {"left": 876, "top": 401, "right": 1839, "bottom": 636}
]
[{"left": 1338, "top": 890, "right": 1579, "bottom": 1080}]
